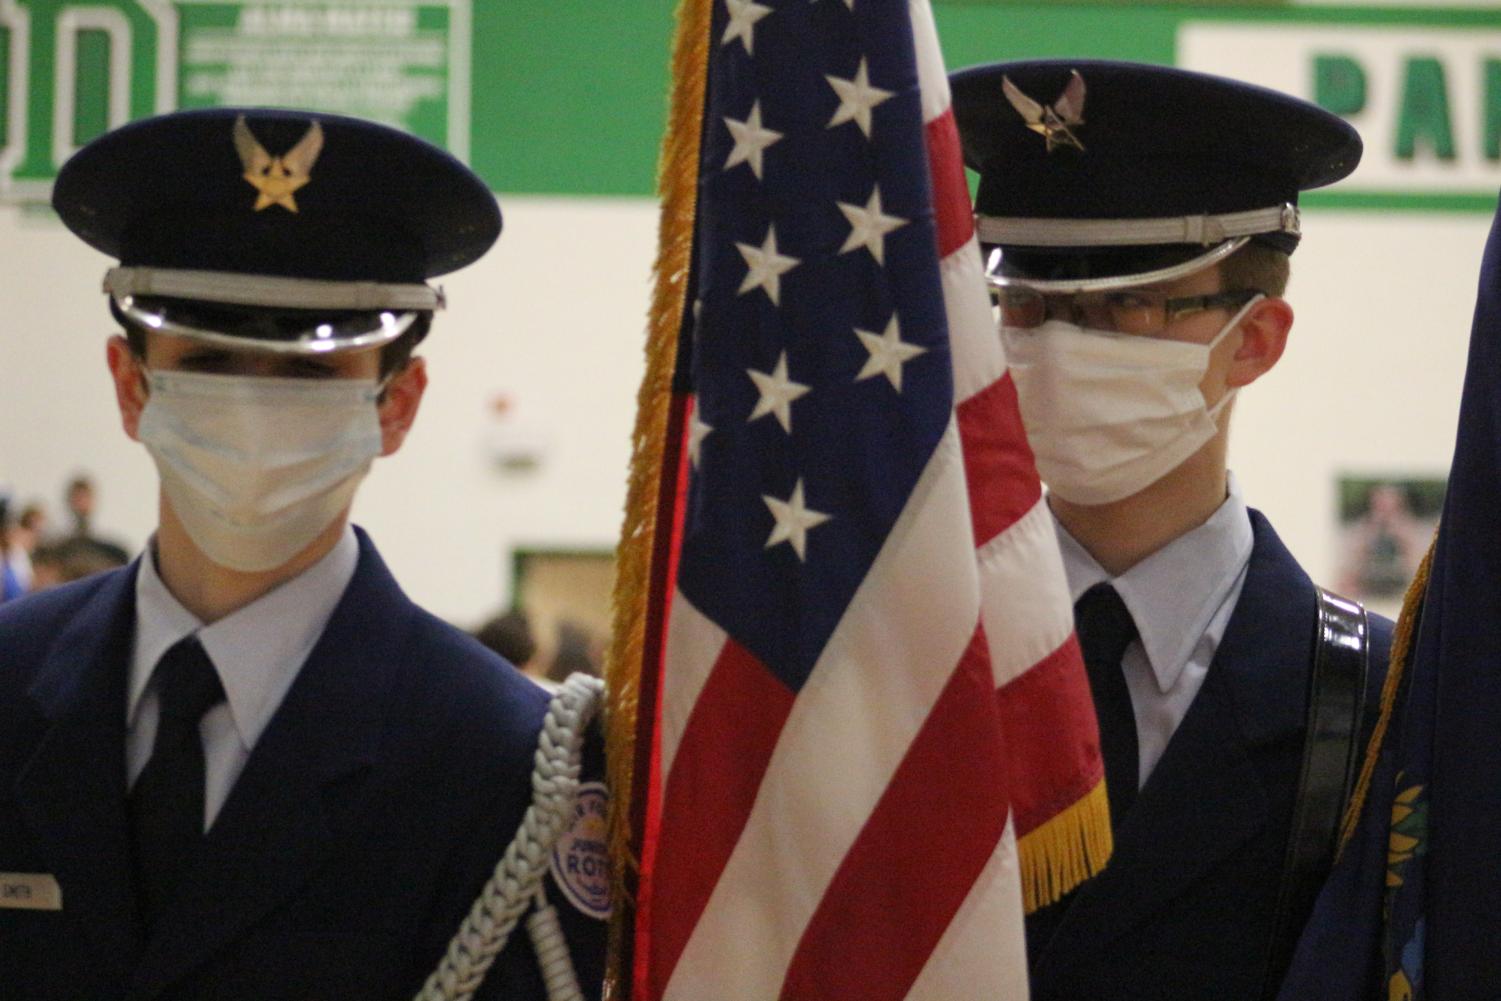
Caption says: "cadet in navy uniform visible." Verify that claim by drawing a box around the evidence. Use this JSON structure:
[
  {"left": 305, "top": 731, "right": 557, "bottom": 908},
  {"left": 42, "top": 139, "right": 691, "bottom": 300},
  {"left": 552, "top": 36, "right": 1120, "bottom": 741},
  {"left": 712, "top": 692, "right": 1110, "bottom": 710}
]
[
  {"left": 0, "top": 109, "right": 607, "bottom": 1000},
  {"left": 950, "top": 62, "right": 1394, "bottom": 999}
]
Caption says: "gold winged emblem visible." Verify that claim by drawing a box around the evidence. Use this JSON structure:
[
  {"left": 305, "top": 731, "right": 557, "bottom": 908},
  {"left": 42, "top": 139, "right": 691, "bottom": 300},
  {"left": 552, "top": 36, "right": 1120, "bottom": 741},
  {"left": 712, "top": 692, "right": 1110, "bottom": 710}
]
[
  {"left": 233, "top": 116, "right": 324, "bottom": 213},
  {"left": 1002, "top": 70, "right": 1086, "bottom": 153}
]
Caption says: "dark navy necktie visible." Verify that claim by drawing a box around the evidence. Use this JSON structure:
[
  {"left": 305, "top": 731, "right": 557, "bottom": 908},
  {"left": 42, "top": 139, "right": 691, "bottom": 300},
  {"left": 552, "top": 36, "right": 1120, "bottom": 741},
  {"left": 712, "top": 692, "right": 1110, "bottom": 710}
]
[
  {"left": 1025, "top": 583, "right": 1144, "bottom": 965},
  {"left": 1075, "top": 583, "right": 1141, "bottom": 831},
  {"left": 130, "top": 634, "right": 225, "bottom": 930}
]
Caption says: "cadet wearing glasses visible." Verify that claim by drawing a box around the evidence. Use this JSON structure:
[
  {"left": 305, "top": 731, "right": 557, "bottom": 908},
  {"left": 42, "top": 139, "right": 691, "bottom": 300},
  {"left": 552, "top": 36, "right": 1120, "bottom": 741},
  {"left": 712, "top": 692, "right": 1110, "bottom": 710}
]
[{"left": 952, "top": 60, "right": 1394, "bottom": 1000}]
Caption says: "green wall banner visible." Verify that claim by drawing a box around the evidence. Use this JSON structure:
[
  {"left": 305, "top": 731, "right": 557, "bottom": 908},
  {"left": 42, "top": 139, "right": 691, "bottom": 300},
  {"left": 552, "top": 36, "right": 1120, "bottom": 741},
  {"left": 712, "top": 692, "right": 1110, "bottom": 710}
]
[
  {"left": 0, "top": 0, "right": 468, "bottom": 203},
  {"left": 1177, "top": 20, "right": 1501, "bottom": 211},
  {"left": 4, "top": 2, "right": 1501, "bottom": 210},
  {"left": 177, "top": 3, "right": 463, "bottom": 149},
  {"left": 930, "top": 4, "right": 1501, "bottom": 212}
]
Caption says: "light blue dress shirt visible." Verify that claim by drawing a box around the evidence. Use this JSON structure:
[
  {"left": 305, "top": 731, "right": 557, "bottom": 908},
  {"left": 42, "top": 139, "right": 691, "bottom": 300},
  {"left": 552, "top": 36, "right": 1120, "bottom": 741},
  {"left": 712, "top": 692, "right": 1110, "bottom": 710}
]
[
  {"left": 1052, "top": 474, "right": 1254, "bottom": 788},
  {"left": 126, "top": 526, "right": 361, "bottom": 830}
]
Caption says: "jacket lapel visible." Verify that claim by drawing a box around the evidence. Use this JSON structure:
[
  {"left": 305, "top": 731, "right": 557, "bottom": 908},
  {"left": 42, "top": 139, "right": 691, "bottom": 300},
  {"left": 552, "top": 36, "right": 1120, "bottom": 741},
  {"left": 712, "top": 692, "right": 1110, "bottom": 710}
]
[
  {"left": 127, "top": 531, "right": 418, "bottom": 1000},
  {"left": 1036, "top": 510, "right": 1313, "bottom": 967},
  {"left": 14, "top": 566, "right": 143, "bottom": 986}
]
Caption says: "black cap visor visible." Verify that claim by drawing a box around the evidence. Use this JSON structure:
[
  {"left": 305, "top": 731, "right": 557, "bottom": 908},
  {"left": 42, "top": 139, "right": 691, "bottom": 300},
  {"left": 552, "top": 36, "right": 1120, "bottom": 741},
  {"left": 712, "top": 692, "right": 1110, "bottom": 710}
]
[{"left": 112, "top": 295, "right": 422, "bottom": 355}]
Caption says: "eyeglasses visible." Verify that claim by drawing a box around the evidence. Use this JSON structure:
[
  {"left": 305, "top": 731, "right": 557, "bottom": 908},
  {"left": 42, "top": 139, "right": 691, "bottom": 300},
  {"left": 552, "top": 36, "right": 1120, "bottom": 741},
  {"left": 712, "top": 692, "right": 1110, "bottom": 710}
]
[{"left": 993, "top": 286, "right": 1263, "bottom": 337}]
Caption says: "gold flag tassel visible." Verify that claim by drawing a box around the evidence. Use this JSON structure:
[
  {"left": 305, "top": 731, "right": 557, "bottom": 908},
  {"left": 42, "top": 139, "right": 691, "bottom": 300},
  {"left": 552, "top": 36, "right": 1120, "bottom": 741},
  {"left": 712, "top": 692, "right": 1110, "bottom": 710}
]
[
  {"left": 1018, "top": 778, "right": 1114, "bottom": 913},
  {"left": 1335, "top": 529, "right": 1439, "bottom": 857},
  {"left": 602, "top": 0, "right": 711, "bottom": 994}
]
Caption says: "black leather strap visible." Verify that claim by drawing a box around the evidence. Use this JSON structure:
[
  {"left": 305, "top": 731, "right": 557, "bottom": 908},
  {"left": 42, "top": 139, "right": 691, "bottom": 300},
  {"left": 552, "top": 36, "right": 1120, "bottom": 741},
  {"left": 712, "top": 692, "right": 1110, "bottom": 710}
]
[{"left": 1262, "top": 585, "right": 1370, "bottom": 998}]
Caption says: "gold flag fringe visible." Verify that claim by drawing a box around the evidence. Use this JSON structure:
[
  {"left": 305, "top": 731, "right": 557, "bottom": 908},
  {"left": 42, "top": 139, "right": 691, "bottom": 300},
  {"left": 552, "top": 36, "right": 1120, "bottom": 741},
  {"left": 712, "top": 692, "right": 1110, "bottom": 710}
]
[
  {"left": 1017, "top": 779, "right": 1114, "bottom": 914},
  {"left": 602, "top": 0, "right": 710, "bottom": 993},
  {"left": 1335, "top": 529, "right": 1438, "bottom": 858}
]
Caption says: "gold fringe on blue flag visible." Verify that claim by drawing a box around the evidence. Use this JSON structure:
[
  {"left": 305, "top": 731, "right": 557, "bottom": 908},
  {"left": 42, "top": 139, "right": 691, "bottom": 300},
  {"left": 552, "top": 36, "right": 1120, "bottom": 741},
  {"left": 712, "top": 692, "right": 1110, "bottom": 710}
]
[{"left": 1336, "top": 531, "right": 1436, "bottom": 857}]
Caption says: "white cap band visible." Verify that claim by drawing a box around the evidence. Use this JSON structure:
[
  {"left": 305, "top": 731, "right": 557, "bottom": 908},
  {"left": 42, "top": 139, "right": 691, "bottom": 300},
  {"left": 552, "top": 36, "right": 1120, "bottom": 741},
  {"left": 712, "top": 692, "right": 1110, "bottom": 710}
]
[
  {"left": 104, "top": 267, "right": 445, "bottom": 312},
  {"left": 976, "top": 202, "right": 1299, "bottom": 249}
]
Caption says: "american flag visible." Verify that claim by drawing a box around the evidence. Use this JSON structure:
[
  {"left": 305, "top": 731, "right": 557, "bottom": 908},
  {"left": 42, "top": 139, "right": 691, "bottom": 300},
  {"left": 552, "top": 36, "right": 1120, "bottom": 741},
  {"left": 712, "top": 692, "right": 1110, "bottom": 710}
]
[{"left": 623, "top": 0, "right": 1106, "bottom": 996}]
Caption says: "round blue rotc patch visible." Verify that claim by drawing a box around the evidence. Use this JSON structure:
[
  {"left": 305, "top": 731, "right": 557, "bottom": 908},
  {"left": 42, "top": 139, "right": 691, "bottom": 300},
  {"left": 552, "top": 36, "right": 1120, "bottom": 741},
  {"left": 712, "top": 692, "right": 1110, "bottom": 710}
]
[{"left": 550, "top": 782, "right": 611, "bottom": 920}]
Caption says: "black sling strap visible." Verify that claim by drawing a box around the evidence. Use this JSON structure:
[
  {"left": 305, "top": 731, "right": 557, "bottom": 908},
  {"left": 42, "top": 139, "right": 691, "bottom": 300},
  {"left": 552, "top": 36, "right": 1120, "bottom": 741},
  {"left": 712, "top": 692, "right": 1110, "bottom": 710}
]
[{"left": 1261, "top": 585, "right": 1371, "bottom": 998}]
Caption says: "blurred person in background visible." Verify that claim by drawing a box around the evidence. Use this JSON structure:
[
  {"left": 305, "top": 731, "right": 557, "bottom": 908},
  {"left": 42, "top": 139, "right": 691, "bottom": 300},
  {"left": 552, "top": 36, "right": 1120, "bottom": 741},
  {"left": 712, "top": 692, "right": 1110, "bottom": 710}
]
[
  {"left": 60, "top": 473, "right": 131, "bottom": 566},
  {"left": 549, "top": 620, "right": 602, "bottom": 685},
  {"left": 4, "top": 500, "right": 48, "bottom": 596},
  {"left": 1, "top": 497, "right": 24, "bottom": 602},
  {"left": 27, "top": 536, "right": 131, "bottom": 590},
  {"left": 26, "top": 544, "right": 66, "bottom": 592},
  {"left": 474, "top": 607, "right": 551, "bottom": 690},
  {"left": 1337, "top": 483, "right": 1431, "bottom": 601},
  {"left": 64, "top": 474, "right": 97, "bottom": 535}
]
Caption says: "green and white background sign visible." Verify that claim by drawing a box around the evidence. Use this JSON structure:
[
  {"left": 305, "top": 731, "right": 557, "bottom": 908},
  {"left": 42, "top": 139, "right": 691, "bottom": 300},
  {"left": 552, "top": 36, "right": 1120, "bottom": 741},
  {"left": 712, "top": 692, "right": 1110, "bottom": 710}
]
[
  {"left": 1, "top": 1, "right": 468, "bottom": 200},
  {"left": 1180, "top": 20, "right": 1501, "bottom": 209},
  {"left": 0, "top": 1, "right": 1494, "bottom": 621},
  {"left": 176, "top": 4, "right": 463, "bottom": 142}
]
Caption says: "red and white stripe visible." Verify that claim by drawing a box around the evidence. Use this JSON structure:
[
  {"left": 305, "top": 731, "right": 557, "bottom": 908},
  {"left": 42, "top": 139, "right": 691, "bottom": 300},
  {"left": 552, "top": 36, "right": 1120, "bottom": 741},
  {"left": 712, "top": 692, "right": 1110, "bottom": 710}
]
[
  {"left": 919, "top": 0, "right": 1098, "bottom": 897},
  {"left": 643, "top": 2, "right": 1086, "bottom": 996}
]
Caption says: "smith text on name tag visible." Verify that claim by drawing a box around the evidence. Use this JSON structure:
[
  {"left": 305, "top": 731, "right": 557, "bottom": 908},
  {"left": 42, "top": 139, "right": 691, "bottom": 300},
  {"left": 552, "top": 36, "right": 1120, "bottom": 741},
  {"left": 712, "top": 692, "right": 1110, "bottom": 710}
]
[{"left": 0, "top": 873, "right": 62, "bottom": 910}]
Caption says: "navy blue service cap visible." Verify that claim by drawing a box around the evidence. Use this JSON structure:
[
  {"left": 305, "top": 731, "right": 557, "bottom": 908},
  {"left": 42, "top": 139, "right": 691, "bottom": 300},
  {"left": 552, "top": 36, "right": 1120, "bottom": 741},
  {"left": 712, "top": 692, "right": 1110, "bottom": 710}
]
[
  {"left": 53, "top": 107, "right": 502, "bottom": 353},
  {"left": 948, "top": 59, "right": 1362, "bottom": 290}
]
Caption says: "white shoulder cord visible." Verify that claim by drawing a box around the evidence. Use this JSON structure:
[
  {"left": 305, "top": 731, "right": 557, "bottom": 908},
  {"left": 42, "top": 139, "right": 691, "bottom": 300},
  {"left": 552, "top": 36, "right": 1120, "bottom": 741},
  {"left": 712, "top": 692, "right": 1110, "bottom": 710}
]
[{"left": 413, "top": 673, "right": 605, "bottom": 1001}]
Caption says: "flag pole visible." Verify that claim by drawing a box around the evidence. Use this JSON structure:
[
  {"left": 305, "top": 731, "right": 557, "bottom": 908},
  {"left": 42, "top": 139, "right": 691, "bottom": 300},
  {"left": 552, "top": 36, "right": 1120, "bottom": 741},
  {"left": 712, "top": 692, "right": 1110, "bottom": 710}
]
[{"left": 602, "top": 0, "right": 711, "bottom": 995}]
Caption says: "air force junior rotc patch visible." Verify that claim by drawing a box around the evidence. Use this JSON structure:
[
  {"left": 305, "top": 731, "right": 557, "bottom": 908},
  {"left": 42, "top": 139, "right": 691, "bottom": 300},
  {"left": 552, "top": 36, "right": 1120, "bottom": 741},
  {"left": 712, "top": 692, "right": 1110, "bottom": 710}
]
[{"left": 550, "top": 781, "right": 611, "bottom": 920}]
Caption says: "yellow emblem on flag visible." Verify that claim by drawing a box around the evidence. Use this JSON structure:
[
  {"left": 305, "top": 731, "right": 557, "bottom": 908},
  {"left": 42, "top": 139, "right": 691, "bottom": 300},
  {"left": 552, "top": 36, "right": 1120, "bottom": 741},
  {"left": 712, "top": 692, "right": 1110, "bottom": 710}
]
[
  {"left": 1386, "top": 779, "right": 1427, "bottom": 889},
  {"left": 233, "top": 116, "right": 324, "bottom": 213}
]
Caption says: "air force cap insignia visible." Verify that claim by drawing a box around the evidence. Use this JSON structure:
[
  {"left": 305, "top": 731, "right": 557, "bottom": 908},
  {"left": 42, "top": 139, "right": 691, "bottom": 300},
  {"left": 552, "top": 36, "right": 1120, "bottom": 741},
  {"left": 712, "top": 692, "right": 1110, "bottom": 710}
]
[
  {"left": 233, "top": 115, "right": 324, "bottom": 213},
  {"left": 1003, "top": 69, "right": 1087, "bottom": 153}
]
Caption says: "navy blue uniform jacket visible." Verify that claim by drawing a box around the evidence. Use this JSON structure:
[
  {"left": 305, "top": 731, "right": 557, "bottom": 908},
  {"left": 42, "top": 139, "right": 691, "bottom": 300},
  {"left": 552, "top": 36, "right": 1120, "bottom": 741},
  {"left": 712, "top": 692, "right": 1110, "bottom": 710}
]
[
  {"left": 0, "top": 530, "right": 605, "bottom": 1000},
  {"left": 1030, "top": 511, "right": 1394, "bottom": 1001}
]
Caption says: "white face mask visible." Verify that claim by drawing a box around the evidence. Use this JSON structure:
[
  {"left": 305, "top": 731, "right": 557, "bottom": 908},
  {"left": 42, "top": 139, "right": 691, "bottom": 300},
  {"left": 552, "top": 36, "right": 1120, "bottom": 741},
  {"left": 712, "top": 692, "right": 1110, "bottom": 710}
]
[
  {"left": 136, "top": 369, "right": 385, "bottom": 572},
  {"left": 1000, "top": 296, "right": 1262, "bottom": 506}
]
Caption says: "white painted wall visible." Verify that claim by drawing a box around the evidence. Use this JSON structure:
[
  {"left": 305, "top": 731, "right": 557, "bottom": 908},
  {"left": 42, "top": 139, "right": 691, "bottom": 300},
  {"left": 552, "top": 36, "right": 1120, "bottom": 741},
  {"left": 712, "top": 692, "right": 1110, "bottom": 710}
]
[
  {"left": 0, "top": 195, "right": 1488, "bottom": 623},
  {"left": 1230, "top": 210, "right": 1487, "bottom": 617}
]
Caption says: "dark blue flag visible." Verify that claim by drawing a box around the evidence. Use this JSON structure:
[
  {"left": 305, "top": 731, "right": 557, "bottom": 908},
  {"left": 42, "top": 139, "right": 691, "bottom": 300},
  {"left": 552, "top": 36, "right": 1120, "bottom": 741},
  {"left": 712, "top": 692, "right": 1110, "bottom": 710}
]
[{"left": 1279, "top": 202, "right": 1501, "bottom": 1000}]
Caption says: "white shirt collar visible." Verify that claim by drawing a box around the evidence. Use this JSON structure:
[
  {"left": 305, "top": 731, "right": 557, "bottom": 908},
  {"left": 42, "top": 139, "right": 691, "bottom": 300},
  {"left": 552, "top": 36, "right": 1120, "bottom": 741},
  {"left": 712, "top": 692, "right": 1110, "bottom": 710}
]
[
  {"left": 1053, "top": 473, "right": 1254, "bottom": 695},
  {"left": 129, "top": 526, "right": 361, "bottom": 749}
]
